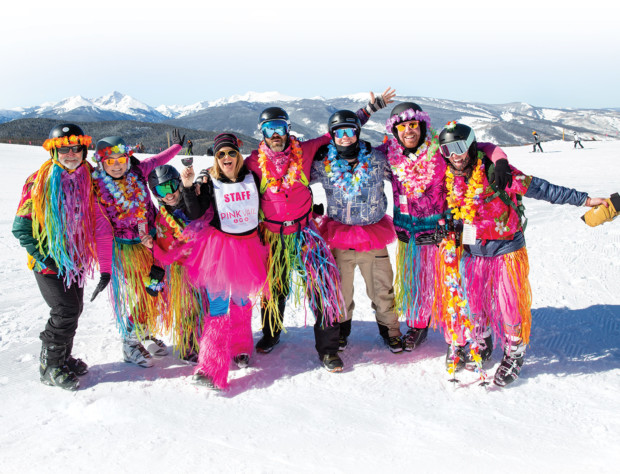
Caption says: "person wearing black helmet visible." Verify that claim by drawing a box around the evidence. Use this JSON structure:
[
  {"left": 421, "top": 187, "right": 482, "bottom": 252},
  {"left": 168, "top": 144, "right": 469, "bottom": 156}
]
[
  {"left": 145, "top": 164, "right": 204, "bottom": 363},
  {"left": 377, "top": 103, "right": 512, "bottom": 353},
  {"left": 245, "top": 88, "right": 395, "bottom": 372},
  {"left": 90, "top": 129, "right": 185, "bottom": 368},
  {"left": 436, "top": 121, "right": 608, "bottom": 386},
  {"left": 12, "top": 123, "right": 97, "bottom": 390},
  {"left": 311, "top": 106, "right": 405, "bottom": 354}
]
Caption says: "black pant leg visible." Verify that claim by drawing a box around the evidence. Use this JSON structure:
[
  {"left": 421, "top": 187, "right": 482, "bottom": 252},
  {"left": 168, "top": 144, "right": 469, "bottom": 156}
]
[
  {"left": 34, "top": 272, "right": 84, "bottom": 345},
  {"left": 312, "top": 300, "right": 340, "bottom": 356}
]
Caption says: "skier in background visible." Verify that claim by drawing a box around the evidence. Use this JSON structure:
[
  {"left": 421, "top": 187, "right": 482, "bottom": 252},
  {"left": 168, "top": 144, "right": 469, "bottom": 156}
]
[
  {"left": 573, "top": 132, "right": 584, "bottom": 149},
  {"left": 532, "top": 131, "right": 543, "bottom": 152},
  {"left": 186, "top": 139, "right": 194, "bottom": 155}
]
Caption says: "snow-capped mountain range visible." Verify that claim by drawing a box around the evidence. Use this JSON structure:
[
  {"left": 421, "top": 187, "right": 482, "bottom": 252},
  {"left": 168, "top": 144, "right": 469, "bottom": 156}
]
[{"left": 2, "top": 91, "right": 619, "bottom": 145}]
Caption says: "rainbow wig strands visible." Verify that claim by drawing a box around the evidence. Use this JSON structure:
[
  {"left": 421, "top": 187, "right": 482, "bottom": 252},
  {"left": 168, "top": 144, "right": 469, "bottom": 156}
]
[
  {"left": 110, "top": 241, "right": 167, "bottom": 338},
  {"left": 31, "top": 158, "right": 97, "bottom": 286},
  {"left": 261, "top": 225, "right": 346, "bottom": 335},
  {"left": 460, "top": 247, "right": 532, "bottom": 347},
  {"left": 394, "top": 239, "right": 440, "bottom": 327},
  {"left": 162, "top": 263, "right": 207, "bottom": 358}
]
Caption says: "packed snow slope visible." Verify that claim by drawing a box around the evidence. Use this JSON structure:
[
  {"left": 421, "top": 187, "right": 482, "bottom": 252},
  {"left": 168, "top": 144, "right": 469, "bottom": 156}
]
[{"left": 0, "top": 139, "right": 619, "bottom": 473}]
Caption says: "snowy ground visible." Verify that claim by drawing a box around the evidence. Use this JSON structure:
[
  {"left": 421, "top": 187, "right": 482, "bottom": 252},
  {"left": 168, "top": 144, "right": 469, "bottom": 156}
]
[{"left": 0, "top": 140, "right": 619, "bottom": 473}]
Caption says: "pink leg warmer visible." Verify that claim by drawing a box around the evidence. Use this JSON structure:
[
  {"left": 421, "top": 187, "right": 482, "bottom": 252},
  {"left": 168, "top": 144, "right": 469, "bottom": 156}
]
[
  {"left": 229, "top": 301, "right": 254, "bottom": 357},
  {"left": 195, "top": 315, "right": 232, "bottom": 389}
]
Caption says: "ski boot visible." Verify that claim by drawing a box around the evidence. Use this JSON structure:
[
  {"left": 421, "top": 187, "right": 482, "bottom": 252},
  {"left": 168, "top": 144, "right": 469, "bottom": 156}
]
[
  {"left": 402, "top": 326, "right": 428, "bottom": 352},
  {"left": 338, "top": 335, "right": 348, "bottom": 352},
  {"left": 122, "top": 330, "right": 154, "bottom": 368},
  {"left": 192, "top": 370, "right": 220, "bottom": 390},
  {"left": 255, "top": 334, "right": 280, "bottom": 354},
  {"left": 40, "top": 343, "right": 79, "bottom": 391},
  {"left": 494, "top": 339, "right": 526, "bottom": 387},
  {"left": 233, "top": 353, "right": 250, "bottom": 369},
  {"left": 465, "top": 332, "right": 493, "bottom": 371},
  {"left": 319, "top": 353, "right": 344, "bottom": 372},
  {"left": 65, "top": 338, "right": 88, "bottom": 376},
  {"left": 144, "top": 334, "right": 169, "bottom": 357},
  {"left": 445, "top": 344, "right": 467, "bottom": 372},
  {"left": 383, "top": 336, "right": 404, "bottom": 354}
]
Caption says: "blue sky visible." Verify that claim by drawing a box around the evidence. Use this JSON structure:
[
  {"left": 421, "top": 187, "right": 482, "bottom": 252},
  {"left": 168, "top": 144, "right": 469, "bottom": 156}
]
[{"left": 3, "top": 0, "right": 619, "bottom": 110}]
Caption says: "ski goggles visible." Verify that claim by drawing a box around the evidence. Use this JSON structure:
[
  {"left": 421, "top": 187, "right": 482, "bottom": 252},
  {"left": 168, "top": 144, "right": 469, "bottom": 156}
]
[
  {"left": 395, "top": 121, "right": 419, "bottom": 132},
  {"left": 216, "top": 150, "right": 239, "bottom": 159},
  {"left": 57, "top": 145, "right": 85, "bottom": 154},
  {"left": 154, "top": 179, "right": 180, "bottom": 197},
  {"left": 104, "top": 155, "right": 128, "bottom": 166},
  {"left": 261, "top": 120, "right": 289, "bottom": 138},
  {"left": 439, "top": 132, "right": 475, "bottom": 158},
  {"left": 333, "top": 127, "right": 357, "bottom": 139}
]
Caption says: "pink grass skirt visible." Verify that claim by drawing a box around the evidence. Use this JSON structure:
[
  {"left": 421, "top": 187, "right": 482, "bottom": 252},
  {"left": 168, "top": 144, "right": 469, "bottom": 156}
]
[{"left": 316, "top": 215, "right": 396, "bottom": 252}]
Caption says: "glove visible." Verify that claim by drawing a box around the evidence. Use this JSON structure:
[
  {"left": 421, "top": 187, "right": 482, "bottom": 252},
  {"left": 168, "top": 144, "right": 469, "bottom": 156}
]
[
  {"left": 171, "top": 129, "right": 186, "bottom": 147},
  {"left": 312, "top": 203, "right": 324, "bottom": 216},
  {"left": 90, "top": 273, "right": 111, "bottom": 302},
  {"left": 396, "top": 230, "right": 410, "bottom": 244},
  {"left": 489, "top": 159, "right": 513, "bottom": 190},
  {"left": 365, "top": 95, "right": 388, "bottom": 114},
  {"left": 582, "top": 193, "right": 620, "bottom": 227},
  {"left": 144, "top": 265, "right": 166, "bottom": 297},
  {"left": 43, "top": 257, "right": 58, "bottom": 273}
]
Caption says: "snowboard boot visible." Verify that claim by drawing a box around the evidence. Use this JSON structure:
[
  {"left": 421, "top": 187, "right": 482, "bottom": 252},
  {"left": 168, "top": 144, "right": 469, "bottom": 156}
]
[
  {"left": 233, "top": 353, "right": 250, "bottom": 369},
  {"left": 465, "top": 331, "right": 493, "bottom": 371},
  {"left": 403, "top": 326, "right": 428, "bottom": 352},
  {"left": 122, "top": 330, "right": 154, "bottom": 368},
  {"left": 319, "top": 353, "right": 344, "bottom": 373},
  {"left": 445, "top": 344, "right": 467, "bottom": 372},
  {"left": 494, "top": 339, "right": 526, "bottom": 387},
  {"left": 40, "top": 343, "right": 79, "bottom": 391}
]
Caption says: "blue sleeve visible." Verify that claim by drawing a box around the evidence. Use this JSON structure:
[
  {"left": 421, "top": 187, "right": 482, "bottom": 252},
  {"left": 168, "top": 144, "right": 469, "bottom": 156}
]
[{"left": 524, "top": 176, "right": 588, "bottom": 206}]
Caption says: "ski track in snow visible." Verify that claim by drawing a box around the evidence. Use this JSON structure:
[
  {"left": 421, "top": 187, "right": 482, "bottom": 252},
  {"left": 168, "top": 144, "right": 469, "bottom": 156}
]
[{"left": 0, "top": 142, "right": 619, "bottom": 473}]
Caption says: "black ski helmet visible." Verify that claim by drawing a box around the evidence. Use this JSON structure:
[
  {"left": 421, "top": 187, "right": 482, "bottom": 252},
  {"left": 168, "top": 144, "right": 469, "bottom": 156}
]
[
  {"left": 387, "top": 102, "right": 427, "bottom": 150},
  {"left": 438, "top": 122, "right": 478, "bottom": 162},
  {"left": 258, "top": 107, "right": 290, "bottom": 128},
  {"left": 45, "top": 123, "right": 90, "bottom": 159},
  {"left": 148, "top": 165, "right": 181, "bottom": 198},
  {"left": 328, "top": 110, "right": 361, "bottom": 138}
]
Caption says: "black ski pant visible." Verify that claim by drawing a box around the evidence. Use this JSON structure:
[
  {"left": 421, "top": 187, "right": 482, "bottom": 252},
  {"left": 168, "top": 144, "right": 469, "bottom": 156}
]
[{"left": 34, "top": 271, "right": 84, "bottom": 348}]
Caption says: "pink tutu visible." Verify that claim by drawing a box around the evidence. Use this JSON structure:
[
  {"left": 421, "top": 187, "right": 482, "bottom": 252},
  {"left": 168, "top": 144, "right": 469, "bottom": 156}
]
[
  {"left": 181, "top": 220, "right": 268, "bottom": 299},
  {"left": 317, "top": 215, "right": 396, "bottom": 252}
]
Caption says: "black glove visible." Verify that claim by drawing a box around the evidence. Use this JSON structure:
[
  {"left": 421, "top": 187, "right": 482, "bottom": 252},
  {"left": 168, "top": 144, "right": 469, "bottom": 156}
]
[
  {"left": 396, "top": 230, "right": 410, "bottom": 244},
  {"left": 172, "top": 129, "right": 186, "bottom": 147},
  {"left": 365, "top": 95, "right": 388, "bottom": 114},
  {"left": 144, "top": 265, "right": 166, "bottom": 297},
  {"left": 90, "top": 273, "right": 111, "bottom": 302},
  {"left": 489, "top": 159, "right": 513, "bottom": 191},
  {"left": 312, "top": 203, "right": 324, "bottom": 216},
  {"left": 43, "top": 257, "right": 58, "bottom": 273}
]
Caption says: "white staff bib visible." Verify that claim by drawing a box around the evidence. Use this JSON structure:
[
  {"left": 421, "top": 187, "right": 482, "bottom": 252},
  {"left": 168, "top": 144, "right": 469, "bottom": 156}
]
[{"left": 212, "top": 173, "right": 259, "bottom": 234}]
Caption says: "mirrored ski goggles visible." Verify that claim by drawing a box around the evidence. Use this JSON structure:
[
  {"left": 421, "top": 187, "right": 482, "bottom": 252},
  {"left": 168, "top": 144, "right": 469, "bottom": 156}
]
[
  {"left": 395, "top": 121, "right": 419, "bottom": 132},
  {"left": 104, "top": 155, "right": 128, "bottom": 166},
  {"left": 155, "top": 179, "right": 180, "bottom": 197},
  {"left": 216, "top": 150, "right": 239, "bottom": 159},
  {"left": 57, "top": 145, "right": 85, "bottom": 154},
  {"left": 333, "top": 127, "right": 357, "bottom": 139},
  {"left": 440, "top": 134, "right": 475, "bottom": 158},
  {"left": 261, "top": 120, "right": 289, "bottom": 138}
]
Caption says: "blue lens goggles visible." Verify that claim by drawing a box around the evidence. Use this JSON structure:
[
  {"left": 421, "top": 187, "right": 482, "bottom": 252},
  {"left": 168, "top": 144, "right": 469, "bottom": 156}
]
[
  {"left": 333, "top": 127, "right": 357, "bottom": 139},
  {"left": 440, "top": 131, "right": 475, "bottom": 158},
  {"left": 261, "top": 120, "right": 289, "bottom": 138},
  {"left": 155, "top": 179, "right": 180, "bottom": 198}
]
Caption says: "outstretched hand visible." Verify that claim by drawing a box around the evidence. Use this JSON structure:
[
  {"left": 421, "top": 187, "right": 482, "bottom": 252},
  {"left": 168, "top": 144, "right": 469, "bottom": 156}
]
[
  {"left": 367, "top": 87, "right": 396, "bottom": 114},
  {"left": 585, "top": 197, "right": 609, "bottom": 207},
  {"left": 172, "top": 129, "right": 186, "bottom": 147}
]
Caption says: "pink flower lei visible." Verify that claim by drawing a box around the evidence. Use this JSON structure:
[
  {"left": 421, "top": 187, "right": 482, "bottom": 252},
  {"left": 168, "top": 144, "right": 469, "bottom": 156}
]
[{"left": 386, "top": 137, "right": 438, "bottom": 200}]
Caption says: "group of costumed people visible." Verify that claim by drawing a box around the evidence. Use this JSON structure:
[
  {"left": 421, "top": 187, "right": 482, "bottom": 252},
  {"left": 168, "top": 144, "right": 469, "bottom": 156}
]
[{"left": 13, "top": 89, "right": 619, "bottom": 392}]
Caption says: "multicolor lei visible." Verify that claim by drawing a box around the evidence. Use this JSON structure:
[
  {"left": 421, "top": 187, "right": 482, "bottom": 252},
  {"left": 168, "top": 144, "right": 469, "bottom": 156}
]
[
  {"left": 386, "top": 137, "right": 438, "bottom": 200},
  {"left": 445, "top": 157, "right": 485, "bottom": 224},
  {"left": 323, "top": 142, "right": 371, "bottom": 200},
  {"left": 158, "top": 206, "right": 188, "bottom": 242},
  {"left": 94, "top": 143, "right": 135, "bottom": 162},
  {"left": 258, "top": 136, "right": 303, "bottom": 193},
  {"left": 92, "top": 167, "right": 148, "bottom": 222}
]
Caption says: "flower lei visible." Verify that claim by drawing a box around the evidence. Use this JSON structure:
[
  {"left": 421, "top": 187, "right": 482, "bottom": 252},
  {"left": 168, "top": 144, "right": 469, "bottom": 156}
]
[
  {"left": 94, "top": 143, "right": 135, "bottom": 162},
  {"left": 323, "top": 142, "right": 371, "bottom": 200},
  {"left": 386, "top": 138, "right": 437, "bottom": 200},
  {"left": 43, "top": 134, "right": 92, "bottom": 152},
  {"left": 445, "top": 157, "right": 485, "bottom": 224},
  {"left": 92, "top": 167, "right": 148, "bottom": 222},
  {"left": 158, "top": 205, "right": 187, "bottom": 242},
  {"left": 258, "top": 136, "right": 303, "bottom": 193}
]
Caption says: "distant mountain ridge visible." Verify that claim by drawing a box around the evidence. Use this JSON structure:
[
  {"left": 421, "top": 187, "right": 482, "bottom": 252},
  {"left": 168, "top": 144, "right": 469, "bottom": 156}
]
[{"left": 1, "top": 91, "right": 619, "bottom": 146}]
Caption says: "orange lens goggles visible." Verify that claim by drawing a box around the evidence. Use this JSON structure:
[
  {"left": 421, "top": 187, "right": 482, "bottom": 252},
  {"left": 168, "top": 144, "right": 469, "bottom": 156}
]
[{"left": 395, "top": 121, "right": 420, "bottom": 132}]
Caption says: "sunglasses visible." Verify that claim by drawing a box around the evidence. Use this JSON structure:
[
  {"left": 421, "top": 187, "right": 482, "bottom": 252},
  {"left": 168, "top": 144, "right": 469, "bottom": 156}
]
[
  {"left": 333, "top": 128, "right": 357, "bottom": 139},
  {"left": 216, "top": 150, "right": 239, "bottom": 159},
  {"left": 395, "top": 121, "right": 420, "bottom": 132},
  {"left": 261, "top": 120, "right": 289, "bottom": 138},
  {"left": 104, "top": 155, "right": 128, "bottom": 166},
  {"left": 57, "top": 145, "right": 84, "bottom": 154},
  {"left": 155, "top": 179, "right": 180, "bottom": 198},
  {"left": 440, "top": 133, "right": 475, "bottom": 158}
]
